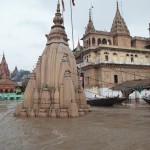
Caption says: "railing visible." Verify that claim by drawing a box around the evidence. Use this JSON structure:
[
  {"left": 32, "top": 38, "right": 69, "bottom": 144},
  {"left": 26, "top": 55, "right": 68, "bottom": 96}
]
[
  {"left": 79, "top": 60, "right": 150, "bottom": 67},
  {"left": 0, "top": 93, "right": 23, "bottom": 100}
]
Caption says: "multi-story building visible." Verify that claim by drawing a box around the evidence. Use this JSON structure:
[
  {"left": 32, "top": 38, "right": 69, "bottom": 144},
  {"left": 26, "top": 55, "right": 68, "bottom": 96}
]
[{"left": 74, "top": 3, "right": 150, "bottom": 98}]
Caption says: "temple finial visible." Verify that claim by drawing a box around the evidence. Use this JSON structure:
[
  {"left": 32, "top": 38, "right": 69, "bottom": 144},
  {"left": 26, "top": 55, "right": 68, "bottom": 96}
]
[
  {"left": 117, "top": 0, "right": 119, "bottom": 10},
  {"left": 89, "top": 9, "right": 92, "bottom": 21},
  {"left": 3, "top": 52, "right": 5, "bottom": 58},
  {"left": 53, "top": 1, "right": 63, "bottom": 25},
  {"left": 57, "top": 0, "right": 60, "bottom": 13},
  {"left": 77, "top": 39, "right": 80, "bottom": 47}
]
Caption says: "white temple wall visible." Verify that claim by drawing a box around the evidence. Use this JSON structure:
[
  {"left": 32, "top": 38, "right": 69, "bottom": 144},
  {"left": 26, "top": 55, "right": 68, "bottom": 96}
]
[{"left": 84, "top": 87, "right": 122, "bottom": 99}]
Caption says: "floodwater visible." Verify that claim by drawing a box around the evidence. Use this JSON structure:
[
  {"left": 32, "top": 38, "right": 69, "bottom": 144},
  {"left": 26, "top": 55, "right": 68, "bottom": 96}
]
[{"left": 0, "top": 101, "right": 150, "bottom": 150}]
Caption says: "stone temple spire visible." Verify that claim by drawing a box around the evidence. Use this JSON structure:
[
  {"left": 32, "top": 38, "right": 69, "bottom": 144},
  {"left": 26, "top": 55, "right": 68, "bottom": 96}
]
[
  {"left": 117, "top": 0, "right": 119, "bottom": 10},
  {"left": 1, "top": 53, "right": 6, "bottom": 65},
  {"left": 46, "top": 0, "right": 68, "bottom": 46},
  {"left": 53, "top": 0, "right": 63, "bottom": 26},
  {"left": 111, "top": 1, "right": 130, "bottom": 36},
  {"left": 14, "top": 2, "right": 90, "bottom": 118},
  {"left": 0, "top": 53, "right": 10, "bottom": 79},
  {"left": 85, "top": 8, "right": 95, "bottom": 34}
]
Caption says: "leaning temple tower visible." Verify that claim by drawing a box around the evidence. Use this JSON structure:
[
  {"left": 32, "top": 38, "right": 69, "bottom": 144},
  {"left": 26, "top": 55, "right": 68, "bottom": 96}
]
[{"left": 15, "top": 2, "right": 90, "bottom": 117}]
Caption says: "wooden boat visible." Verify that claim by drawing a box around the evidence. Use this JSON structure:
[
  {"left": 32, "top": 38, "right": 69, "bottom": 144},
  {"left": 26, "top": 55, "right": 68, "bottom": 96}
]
[
  {"left": 115, "top": 97, "right": 127, "bottom": 104},
  {"left": 87, "top": 97, "right": 116, "bottom": 106},
  {"left": 142, "top": 95, "right": 150, "bottom": 105}
]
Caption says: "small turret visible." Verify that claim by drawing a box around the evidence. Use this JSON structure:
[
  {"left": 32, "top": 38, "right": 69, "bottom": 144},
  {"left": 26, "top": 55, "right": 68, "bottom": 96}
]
[
  {"left": 111, "top": 1, "right": 131, "bottom": 47},
  {"left": 111, "top": 1, "right": 130, "bottom": 36},
  {"left": 46, "top": 0, "right": 69, "bottom": 45},
  {"left": 85, "top": 9, "right": 95, "bottom": 34}
]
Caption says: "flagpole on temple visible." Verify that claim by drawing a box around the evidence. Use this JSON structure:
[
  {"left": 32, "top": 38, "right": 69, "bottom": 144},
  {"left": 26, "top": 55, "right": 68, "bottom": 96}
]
[
  {"left": 70, "top": 0, "right": 75, "bottom": 50},
  {"left": 148, "top": 23, "right": 150, "bottom": 38}
]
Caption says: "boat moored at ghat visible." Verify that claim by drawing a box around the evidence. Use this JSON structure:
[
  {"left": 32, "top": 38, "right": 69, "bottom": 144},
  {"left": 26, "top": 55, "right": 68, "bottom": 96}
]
[
  {"left": 115, "top": 97, "right": 128, "bottom": 104},
  {"left": 87, "top": 96, "right": 127, "bottom": 106},
  {"left": 142, "top": 95, "right": 150, "bottom": 105}
]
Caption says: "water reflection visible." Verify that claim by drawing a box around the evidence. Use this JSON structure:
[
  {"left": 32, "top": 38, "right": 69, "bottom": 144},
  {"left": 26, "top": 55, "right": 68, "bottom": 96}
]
[{"left": 0, "top": 101, "right": 150, "bottom": 150}]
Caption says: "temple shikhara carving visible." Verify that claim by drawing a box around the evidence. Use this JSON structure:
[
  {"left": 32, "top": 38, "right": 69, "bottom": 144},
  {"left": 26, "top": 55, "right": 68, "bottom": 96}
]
[{"left": 15, "top": 2, "right": 90, "bottom": 117}]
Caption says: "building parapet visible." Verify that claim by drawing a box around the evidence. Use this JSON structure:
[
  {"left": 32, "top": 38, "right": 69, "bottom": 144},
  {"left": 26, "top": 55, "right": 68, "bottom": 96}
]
[
  {"left": 79, "top": 61, "right": 150, "bottom": 68},
  {"left": 83, "top": 44, "right": 150, "bottom": 53},
  {"left": 132, "top": 36, "right": 150, "bottom": 41}
]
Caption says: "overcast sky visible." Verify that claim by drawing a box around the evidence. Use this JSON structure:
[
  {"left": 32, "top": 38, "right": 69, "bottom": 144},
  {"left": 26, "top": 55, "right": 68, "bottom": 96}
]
[{"left": 0, "top": 0, "right": 150, "bottom": 72}]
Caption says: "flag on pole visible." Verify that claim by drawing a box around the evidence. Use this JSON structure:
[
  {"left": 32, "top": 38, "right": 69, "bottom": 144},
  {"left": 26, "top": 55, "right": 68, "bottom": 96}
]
[
  {"left": 72, "top": 0, "right": 75, "bottom": 6},
  {"left": 62, "top": 0, "right": 75, "bottom": 11},
  {"left": 62, "top": 0, "right": 65, "bottom": 11}
]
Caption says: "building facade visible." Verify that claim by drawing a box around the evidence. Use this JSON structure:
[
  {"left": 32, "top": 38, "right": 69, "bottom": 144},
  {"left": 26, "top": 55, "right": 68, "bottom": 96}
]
[{"left": 75, "top": 3, "right": 150, "bottom": 98}]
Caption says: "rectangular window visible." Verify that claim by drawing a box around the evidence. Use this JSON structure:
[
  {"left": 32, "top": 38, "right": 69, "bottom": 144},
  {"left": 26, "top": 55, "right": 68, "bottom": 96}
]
[
  {"left": 131, "top": 57, "right": 134, "bottom": 62},
  {"left": 114, "top": 75, "right": 118, "bottom": 83},
  {"left": 85, "top": 76, "right": 90, "bottom": 85},
  {"left": 105, "top": 55, "right": 109, "bottom": 61},
  {"left": 81, "top": 73, "right": 84, "bottom": 88}
]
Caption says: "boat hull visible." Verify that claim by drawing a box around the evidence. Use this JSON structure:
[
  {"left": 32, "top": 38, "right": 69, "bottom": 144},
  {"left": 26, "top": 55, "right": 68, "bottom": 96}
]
[
  {"left": 87, "top": 97, "right": 116, "bottom": 106},
  {"left": 142, "top": 96, "right": 150, "bottom": 105},
  {"left": 115, "top": 97, "right": 127, "bottom": 104}
]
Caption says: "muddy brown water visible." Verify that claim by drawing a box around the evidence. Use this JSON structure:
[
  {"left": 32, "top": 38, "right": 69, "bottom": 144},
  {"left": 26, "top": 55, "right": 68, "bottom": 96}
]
[{"left": 0, "top": 101, "right": 150, "bottom": 150}]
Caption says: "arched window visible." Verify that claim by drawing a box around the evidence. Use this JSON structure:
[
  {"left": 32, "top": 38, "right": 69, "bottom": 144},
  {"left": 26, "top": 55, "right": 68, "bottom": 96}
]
[
  {"left": 92, "top": 37, "right": 95, "bottom": 45},
  {"left": 135, "top": 54, "right": 138, "bottom": 57},
  {"left": 131, "top": 57, "right": 134, "bottom": 62},
  {"left": 87, "top": 56, "right": 89, "bottom": 62},
  {"left": 89, "top": 38, "right": 91, "bottom": 47},
  {"left": 86, "top": 40, "right": 88, "bottom": 47},
  {"left": 105, "top": 55, "right": 109, "bottom": 61},
  {"left": 114, "top": 75, "right": 118, "bottom": 83},
  {"left": 104, "top": 52, "right": 109, "bottom": 55},
  {"left": 126, "top": 54, "right": 129, "bottom": 56},
  {"left": 102, "top": 38, "right": 107, "bottom": 45},
  {"left": 108, "top": 39, "right": 112, "bottom": 45},
  {"left": 98, "top": 38, "right": 101, "bottom": 45},
  {"left": 145, "top": 55, "right": 149, "bottom": 58},
  {"left": 97, "top": 52, "right": 100, "bottom": 55},
  {"left": 113, "top": 53, "right": 117, "bottom": 55}
]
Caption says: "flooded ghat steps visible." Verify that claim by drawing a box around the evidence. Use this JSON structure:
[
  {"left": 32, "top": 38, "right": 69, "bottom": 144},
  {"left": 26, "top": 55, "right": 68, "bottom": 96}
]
[{"left": 1, "top": 101, "right": 150, "bottom": 150}]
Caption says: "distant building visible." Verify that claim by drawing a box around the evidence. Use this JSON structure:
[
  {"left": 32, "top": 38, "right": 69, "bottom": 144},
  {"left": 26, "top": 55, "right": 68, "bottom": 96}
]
[
  {"left": 0, "top": 79, "right": 16, "bottom": 93},
  {"left": 0, "top": 53, "right": 15, "bottom": 93},
  {"left": 11, "top": 66, "right": 20, "bottom": 81},
  {"left": 74, "top": 3, "right": 150, "bottom": 98},
  {"left": 11, "top": 67, "right": 30, "bottom": 92}
]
